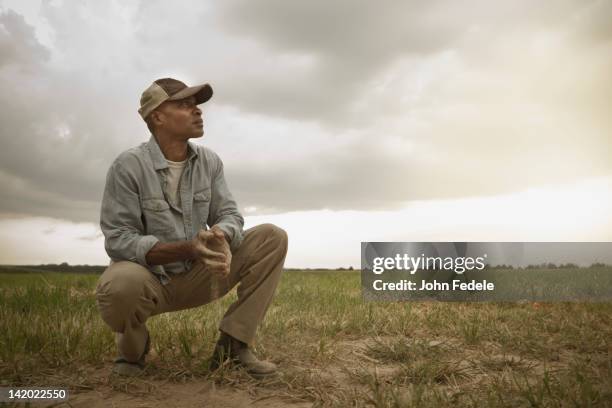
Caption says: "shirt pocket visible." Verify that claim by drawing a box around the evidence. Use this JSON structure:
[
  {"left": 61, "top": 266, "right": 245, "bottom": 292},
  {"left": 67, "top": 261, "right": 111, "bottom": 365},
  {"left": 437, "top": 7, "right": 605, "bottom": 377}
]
[
  {"left": 193, "top": 188, "right": 211, "bottom": 228},
  {"left": 141, "top": 198, "right": 173, "bottom": 235}
]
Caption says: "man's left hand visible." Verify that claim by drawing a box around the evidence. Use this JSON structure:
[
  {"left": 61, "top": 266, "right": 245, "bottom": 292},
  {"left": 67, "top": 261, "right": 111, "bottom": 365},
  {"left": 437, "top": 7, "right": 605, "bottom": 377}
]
[{"left": 209, "top": 225, "right": 232, "bottom": 275}]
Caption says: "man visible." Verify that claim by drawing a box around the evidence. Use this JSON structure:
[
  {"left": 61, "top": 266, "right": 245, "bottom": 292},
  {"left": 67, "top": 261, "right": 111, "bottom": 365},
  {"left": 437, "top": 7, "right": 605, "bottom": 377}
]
[{"left": 96, "top": 78, "right": 288, "bottom": 378}]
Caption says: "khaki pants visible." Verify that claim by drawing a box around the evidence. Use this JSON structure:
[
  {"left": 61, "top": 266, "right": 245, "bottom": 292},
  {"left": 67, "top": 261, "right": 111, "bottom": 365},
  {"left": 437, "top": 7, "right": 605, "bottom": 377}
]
[{"left": 95, "top": 224, "right": 288, "bottom": 362}]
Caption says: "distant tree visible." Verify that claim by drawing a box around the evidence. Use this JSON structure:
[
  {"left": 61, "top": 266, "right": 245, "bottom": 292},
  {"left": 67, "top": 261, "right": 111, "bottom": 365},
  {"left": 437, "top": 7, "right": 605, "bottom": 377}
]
[
  {"left": 560, "top": 263, "right": 578, "bottom": 269},
  {"left": 590, "top": 262, "right": 607, "bottom": 268}
]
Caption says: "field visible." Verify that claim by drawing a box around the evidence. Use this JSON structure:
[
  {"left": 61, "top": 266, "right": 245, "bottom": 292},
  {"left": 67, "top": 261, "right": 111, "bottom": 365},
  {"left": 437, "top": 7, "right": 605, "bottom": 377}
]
[{"left": 1, "top": 269, "right": 611, "bottom": 407}]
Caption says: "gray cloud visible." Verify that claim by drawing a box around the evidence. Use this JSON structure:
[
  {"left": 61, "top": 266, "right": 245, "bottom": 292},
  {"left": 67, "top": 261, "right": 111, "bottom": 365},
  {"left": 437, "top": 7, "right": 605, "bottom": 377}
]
[
  {"left": 0, "top": 9, "right": 49, "bottom": 69},
  {"left": 0, "top": 170, "right": 99, "bottom": 222},
  {"left": 0, "top": 6, "right": 145, "bottom": 221},
  {"left": 0, "top": 1, "right": 610, "bottom": 225},
  {"left": 212, "top": 0, "right": 612, "bottom": 125},
  {"left": 212, "top": 0, "right": 467, "bottom": 125}
]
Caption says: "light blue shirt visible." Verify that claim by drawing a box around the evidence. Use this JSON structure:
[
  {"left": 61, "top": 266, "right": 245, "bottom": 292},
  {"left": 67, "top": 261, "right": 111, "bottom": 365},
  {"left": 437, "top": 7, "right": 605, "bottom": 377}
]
[{"left": 100, "top": 135, "right": 244, "bottom": 284}]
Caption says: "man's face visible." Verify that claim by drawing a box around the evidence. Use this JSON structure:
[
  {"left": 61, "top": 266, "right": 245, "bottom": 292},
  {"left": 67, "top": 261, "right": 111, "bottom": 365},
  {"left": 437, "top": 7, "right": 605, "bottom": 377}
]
[{"left": 153, "top": 96, "right": 204, "bottom": 140}]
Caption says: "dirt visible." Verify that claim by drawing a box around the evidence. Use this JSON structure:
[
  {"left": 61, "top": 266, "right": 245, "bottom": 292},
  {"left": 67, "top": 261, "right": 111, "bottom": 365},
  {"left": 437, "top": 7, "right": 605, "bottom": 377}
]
[
  {"left": 56, "top": 338, "right": 379, "bottom": 407},
  {"left": 66, "top": 376, "right": 312, "bottom": 407}
]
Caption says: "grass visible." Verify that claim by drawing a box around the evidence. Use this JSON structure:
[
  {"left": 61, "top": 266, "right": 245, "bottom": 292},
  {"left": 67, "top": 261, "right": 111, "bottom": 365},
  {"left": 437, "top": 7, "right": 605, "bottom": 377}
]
[{"left": 0, "top": 269, "right": 611, "bottom": 407}]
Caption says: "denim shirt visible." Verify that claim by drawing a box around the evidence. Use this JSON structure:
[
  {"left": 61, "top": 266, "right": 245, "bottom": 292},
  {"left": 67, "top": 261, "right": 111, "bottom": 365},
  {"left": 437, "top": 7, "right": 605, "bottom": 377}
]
[{"left": 100, "top": 135, "right": 244, "bottom": 284}]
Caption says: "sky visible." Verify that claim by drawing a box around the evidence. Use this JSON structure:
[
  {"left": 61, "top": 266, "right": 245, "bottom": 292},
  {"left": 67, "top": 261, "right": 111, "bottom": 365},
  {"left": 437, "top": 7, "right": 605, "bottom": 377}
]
[{"left": 0, "top": 0, "right": 610, "bottom": 268}]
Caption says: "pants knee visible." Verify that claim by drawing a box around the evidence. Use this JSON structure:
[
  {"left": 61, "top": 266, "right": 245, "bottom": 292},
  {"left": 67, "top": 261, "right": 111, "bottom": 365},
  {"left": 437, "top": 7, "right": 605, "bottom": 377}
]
[
  {"left": 96, "top": 272, "right": 151, "bottom": 332},
  {"left": 258, "top": 223, "right": 288, "bottom": 253}
]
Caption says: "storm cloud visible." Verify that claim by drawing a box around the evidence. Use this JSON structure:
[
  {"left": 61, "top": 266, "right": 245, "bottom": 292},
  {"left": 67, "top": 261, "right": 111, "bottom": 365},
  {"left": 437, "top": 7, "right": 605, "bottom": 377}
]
[{"left": 0, "top": 0, "right": 610, "bottom": 225}]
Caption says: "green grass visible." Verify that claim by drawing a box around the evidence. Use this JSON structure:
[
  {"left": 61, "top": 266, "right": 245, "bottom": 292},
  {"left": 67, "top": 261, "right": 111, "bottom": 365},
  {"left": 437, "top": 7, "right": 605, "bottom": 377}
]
[{"left": 0, "top": 269, "right": 611, "bottom": 406}]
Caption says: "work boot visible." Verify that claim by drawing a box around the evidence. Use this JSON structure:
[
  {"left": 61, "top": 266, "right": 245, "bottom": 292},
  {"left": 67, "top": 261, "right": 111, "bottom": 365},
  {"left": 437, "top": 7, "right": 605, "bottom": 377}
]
[
  {"left": 112, "top": 330, "right": 150, "bottom": 377},
  {"left": 209, "top": 332, "right": 277, "bottom": 379}
]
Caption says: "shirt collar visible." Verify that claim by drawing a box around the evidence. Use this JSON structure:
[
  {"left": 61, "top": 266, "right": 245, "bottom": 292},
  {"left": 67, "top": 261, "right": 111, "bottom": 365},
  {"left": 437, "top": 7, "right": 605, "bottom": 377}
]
[{"left": 146, "top": 135, "right": 199, "bottom": 171}]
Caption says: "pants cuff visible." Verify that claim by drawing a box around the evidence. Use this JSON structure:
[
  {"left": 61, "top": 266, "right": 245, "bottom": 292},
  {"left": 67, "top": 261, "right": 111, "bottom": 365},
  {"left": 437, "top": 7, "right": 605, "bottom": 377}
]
[{"left": 219, "top": 321, "right": 254, "bottom": 345}]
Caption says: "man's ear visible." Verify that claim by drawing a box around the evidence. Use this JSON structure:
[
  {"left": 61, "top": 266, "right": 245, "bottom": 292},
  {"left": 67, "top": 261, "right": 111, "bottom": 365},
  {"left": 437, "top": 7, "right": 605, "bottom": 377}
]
[{"left": 151, "top": 110, "right": 163, "bottom": 128}]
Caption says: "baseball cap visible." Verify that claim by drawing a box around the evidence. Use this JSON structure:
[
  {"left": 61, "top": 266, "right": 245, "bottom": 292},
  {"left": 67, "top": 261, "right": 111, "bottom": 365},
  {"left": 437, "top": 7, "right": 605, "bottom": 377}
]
[{"left": 138, "top": 78, "right": 213, "bottom": 119}]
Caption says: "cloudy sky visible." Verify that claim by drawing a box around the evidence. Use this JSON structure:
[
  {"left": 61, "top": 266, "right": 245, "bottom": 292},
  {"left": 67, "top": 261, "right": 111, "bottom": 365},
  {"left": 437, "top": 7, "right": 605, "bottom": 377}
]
[{"left": 0, "top": 0, "right": 610, "bottom": 268}]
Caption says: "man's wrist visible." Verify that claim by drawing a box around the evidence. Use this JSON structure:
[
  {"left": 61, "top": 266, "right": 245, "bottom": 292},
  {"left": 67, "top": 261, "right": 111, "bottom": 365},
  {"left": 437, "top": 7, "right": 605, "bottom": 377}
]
[
  {"left": 212, "top": 225, "right": 231, "bottom": 244},
  {"left": 222, "top": 231, "right": 231, "bottom": 244},
  {"left": 188, "top": 237, "right": 199, "bottom": 259},
  {"left": 146, "top": 239, "right": 198, "bottom": 266}
]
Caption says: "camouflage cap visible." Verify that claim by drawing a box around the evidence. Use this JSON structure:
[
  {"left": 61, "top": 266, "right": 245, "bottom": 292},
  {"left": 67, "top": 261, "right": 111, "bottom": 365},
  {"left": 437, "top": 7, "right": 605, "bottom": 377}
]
[{"left": 138, "top": 78, "right": 213, "bottom": 119}]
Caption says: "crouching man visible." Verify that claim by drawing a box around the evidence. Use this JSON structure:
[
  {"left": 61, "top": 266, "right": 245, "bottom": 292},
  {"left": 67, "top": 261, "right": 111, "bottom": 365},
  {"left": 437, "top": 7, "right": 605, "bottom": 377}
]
[{"left": 96, "top": 78, "right": 288, "bottom": 378}]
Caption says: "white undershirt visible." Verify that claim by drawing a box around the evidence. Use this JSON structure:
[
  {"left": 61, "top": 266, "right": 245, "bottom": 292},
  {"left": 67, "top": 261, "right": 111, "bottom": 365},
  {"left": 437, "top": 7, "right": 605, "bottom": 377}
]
[{"left": 166, "top": 159, "right": 187, "bottom": 208}]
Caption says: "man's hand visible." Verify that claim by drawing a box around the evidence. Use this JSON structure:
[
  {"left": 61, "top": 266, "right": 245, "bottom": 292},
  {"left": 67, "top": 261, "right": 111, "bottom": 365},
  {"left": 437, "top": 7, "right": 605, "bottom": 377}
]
[
  {"left": 192, "top": 226, "right": 231, "bottom": 277},
  {"left": 209, "top": 225, "right": 232, "bottom": 276},
  {"left": 191, "top": 230, "right": 227, "bottom": 277}
]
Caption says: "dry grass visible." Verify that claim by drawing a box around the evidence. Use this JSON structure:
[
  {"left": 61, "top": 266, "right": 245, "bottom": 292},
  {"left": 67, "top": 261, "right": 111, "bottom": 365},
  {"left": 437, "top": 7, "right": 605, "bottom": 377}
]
[{"left": 0, "top": 269, "right": 611, "bottom": 407}]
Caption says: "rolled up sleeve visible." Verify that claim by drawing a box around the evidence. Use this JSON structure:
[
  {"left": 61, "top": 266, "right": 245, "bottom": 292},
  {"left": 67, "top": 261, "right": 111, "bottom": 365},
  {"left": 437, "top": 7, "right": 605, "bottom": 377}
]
[
  {"left": 207, "top": 153, "right": 244, "bottom": 252},
  {"left": 100, "top": 161, "right": 159, "bottom": 267}
]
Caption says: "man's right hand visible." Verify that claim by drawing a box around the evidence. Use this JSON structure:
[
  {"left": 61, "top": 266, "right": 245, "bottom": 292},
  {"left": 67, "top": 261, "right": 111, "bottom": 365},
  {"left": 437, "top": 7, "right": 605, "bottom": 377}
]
[{"left": 191, "top": 229, "right": 230, "bottom": 277}]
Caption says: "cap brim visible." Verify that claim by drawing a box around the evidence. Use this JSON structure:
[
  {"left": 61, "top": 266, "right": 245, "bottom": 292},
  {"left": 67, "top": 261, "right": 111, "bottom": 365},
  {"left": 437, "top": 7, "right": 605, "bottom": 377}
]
[{"left": 167, "top": 83, "right": 213, "bottom": 104}]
